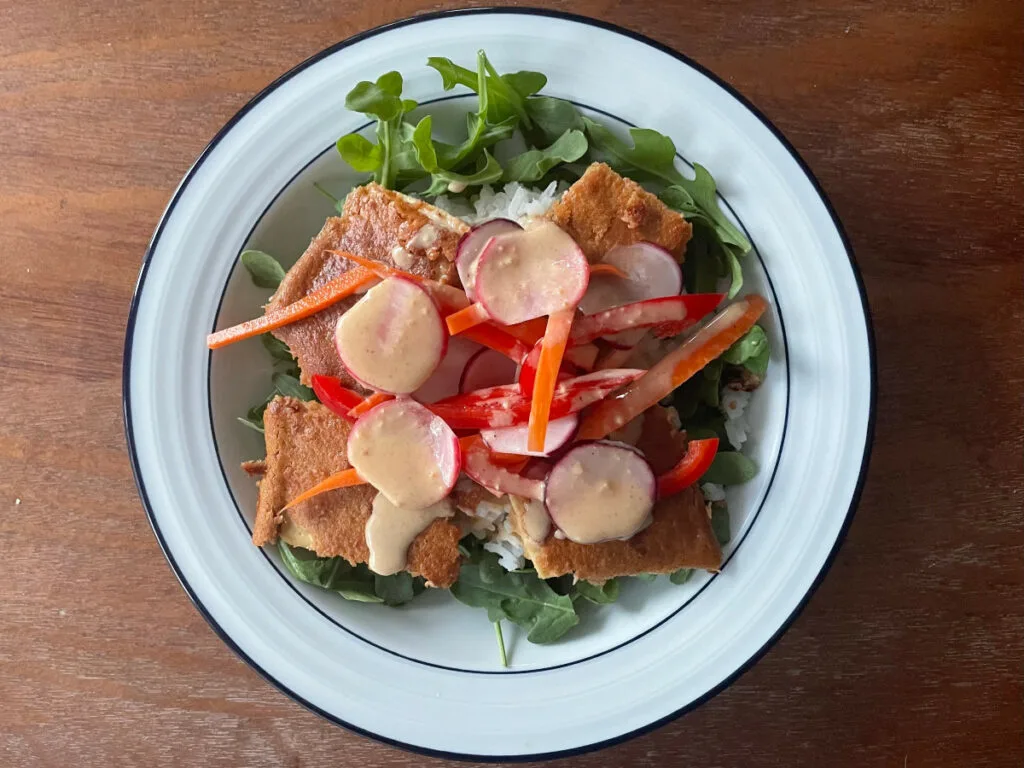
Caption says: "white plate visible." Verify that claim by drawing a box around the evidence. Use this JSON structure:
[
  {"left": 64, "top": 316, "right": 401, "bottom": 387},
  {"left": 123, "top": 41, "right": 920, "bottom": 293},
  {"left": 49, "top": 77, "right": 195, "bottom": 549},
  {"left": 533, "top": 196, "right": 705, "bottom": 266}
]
[{"left": 124, "top": 9, "right": 874, "bottom": 760}]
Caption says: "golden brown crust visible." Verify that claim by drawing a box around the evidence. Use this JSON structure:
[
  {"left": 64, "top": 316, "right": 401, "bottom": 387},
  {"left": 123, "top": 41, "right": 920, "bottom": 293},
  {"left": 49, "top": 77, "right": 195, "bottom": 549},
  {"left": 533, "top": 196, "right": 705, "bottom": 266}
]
[
  {"left": 512, "top": 486, "right": 721, "bottom": 581},
  {"left": 509, "top": 404, "right": 720, "bottom": 580},
  {"left": 267, "top": 184, "right": 468, "bottom": 386},
  {"left": 547, "top": 162, "right": 692, "bottom": 262},
  {"left": 251, "top": 396, "right": 462, "bottom": 587}
]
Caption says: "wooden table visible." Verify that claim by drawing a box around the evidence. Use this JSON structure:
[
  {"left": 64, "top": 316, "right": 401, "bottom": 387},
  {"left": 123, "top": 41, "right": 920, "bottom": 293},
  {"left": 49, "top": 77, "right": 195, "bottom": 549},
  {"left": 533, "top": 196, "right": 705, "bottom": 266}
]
[{"left": 2, "top": 1, "right": 1021, "bottom": 765}]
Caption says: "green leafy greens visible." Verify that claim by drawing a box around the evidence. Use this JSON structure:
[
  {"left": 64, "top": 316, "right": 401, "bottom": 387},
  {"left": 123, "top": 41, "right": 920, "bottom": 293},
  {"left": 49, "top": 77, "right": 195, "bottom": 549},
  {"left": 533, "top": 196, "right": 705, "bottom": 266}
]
[{"left": 279, "top": 542, "right": 426, "bottom": 606}]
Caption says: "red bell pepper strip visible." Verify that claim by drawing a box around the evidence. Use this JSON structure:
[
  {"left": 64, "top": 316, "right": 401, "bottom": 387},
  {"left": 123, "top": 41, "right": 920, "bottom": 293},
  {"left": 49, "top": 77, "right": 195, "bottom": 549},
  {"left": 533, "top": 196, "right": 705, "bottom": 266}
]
[
  {"left": 657, "top": 438, "right": 720, "bottom": 497},
  {"left": 310, "top": 375, "right": 364, "bottom": 421},
  {"left": 578, "top": 295, "right": 768, "bottom": 440},
  {"left": 348, "top": 391, "right": 394, "bottom": 419},
  {"left": 569, "top": 294, "right": 723, "bottom": 347},
  {"left": 519, "top": 339, "right": 577, "bottom": 398},
  {"left": 427, "top": 369, "right": 644, "bottom": 430}
]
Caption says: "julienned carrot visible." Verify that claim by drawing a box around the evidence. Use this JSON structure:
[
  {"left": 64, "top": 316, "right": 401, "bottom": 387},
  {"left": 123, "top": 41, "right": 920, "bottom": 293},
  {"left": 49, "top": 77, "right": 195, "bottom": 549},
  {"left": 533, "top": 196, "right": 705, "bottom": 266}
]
[
  {"left": 578, "top": 295, "right": 768, "bottom": 441},
  {"left": 501, "top": 317, "right": 547, "bottom": 346},
  {"left": 329, "top": 250, "right": 469, "bottom": 313},
  {"left": 590, "top": 263, "right": 629, "bottom": 279},
  {"left": 206, "top": 266, "right": 376, "bottom": 349},
  {"left": 280, "top": 467, "right": 366, "bottom": 511},
  {"left": 446, "top": 303, "right": 491, "bottom": 335},
  {"left": 526, "top": 308, "right": 576, "bottom": 452},
  {"left": 348, "top": 392, "right": 393, "bottom": 418}
]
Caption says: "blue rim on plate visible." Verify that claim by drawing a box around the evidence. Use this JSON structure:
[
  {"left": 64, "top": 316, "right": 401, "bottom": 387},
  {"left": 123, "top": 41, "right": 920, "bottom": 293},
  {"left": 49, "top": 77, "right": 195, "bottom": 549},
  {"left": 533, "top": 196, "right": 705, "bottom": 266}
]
[{"left": 123, "top": 7, "right": 876, "bottom": 761}]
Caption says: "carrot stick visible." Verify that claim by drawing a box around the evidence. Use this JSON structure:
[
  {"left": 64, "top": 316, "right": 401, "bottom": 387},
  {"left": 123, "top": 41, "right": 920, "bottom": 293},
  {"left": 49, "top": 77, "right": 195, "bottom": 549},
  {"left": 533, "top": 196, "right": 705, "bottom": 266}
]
[
  {"left": 446, "top": 303, "right": 491, "bottom": 335},
  {"left": 590, "top": 263, "right": 629, "bottom": 279},
  {"left": 527, "top": 308, "right": 576, "bottom": 452},
  {"left": 280, "top": 467, "right": 366, "bottom": 511},
  {"left": 348, "top": 392, "right": 393, "bottom": 418},
  {"left": 578, "top": 295, "right": 768, "bottom": 441},
  {"left": 329, "top": 250, "right": 469, "bottom": 313},
  {"left": 500, "top": 317, "right": 547, "bottom": 346},
  {"left": 207, "top": 266, "right": 375, "bottom": 349}
]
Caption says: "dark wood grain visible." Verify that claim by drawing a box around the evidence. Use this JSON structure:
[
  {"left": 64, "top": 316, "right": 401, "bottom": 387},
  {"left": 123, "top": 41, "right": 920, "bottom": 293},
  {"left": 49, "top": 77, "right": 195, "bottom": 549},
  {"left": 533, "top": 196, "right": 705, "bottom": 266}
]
[{"left": 1, "top": 0, "right": 1021, "bottom": 765}]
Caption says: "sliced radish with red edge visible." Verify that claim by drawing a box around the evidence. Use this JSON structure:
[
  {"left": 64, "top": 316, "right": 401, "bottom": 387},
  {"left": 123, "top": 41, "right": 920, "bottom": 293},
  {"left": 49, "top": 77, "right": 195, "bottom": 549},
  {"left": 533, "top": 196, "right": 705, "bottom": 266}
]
[
  {"left": 334, "top": 276, "right": 447, "bottom": 394},
  {"left": 462, "top": 439, "right": 545, "bottom": 499},
  {"left": 459, "top": 348, "right": 520, "bottom": 393},
  {"left": 414, "top": 336, "right": 482, "bottom": 404},
  {"left": 455, "top": 219, "right": 522, "bottom": 301},
  {"left": 481, "top": 414, "right": 579, "bottom": 457},
  {"left": 544, "top": 440, "right": 656, "bottom": 544},
  {"left": 347, "top": 398, "right": 460, "bottom": 508},
  {"left": 474, "top": 222, "right": 589, "bottom": 325}
]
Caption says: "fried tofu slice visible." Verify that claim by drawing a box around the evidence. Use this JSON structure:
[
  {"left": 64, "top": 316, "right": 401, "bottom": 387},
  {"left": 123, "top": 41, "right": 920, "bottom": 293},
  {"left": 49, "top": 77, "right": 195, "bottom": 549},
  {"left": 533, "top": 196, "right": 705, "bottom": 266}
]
[
  {"left": 251, "top": 396, "right": 462, "bottom": 588},
  {"left": 508, "top": 405, "right": 721, "bottom": 581},
  {"left": 268, "top": 184, "right": 468, "bottom": 387},
  {"left": 547, "top": 162, "right": 692, "bottom": 262}
]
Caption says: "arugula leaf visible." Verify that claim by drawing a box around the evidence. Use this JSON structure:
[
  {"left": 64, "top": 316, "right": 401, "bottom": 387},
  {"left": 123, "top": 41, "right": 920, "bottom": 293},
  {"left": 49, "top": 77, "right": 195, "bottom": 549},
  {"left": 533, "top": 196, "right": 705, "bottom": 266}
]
[
  {"left": 337, "top": 72, "right": 419, "bottom": 188},
  {"left": 661, "top": 169, "right": 751, "bottom": 256},
  {"left": 711, "top": 503, "right": 731, "bottom": 545},
  {"left": 427, "top": 52, "right": 539, "bottom": 127},
  {"left": 723, "top": 325, "right": 768, "bottom": 366},
  {"left": 571, "top": 579, "right": 620, "bottom": 604},
  {"left": 240, "top": 250, "right": 286, "bottom": 290},
  {"left": 503, "top": 129, "right": 587, "bottom": 183},
  {"left": 278, "top": 542, "right": 428, "bottom": 605},
  {"left": 313, "top": 182, "right": 345, "bottom": 214},
  {"left": 336, "top": 134, "right": 383, "bottom": 173},
  {"left": 409, "top": 115, "right": 440, "bottom": 172},
  {"left": 523, "top": 96, "right": 583, "bottom": 147},
  {"left": 744, "top": 343, "right": 771, "bottom": 378},
  {"left": 702, "top": 451, "right": 757, "bottom": 486},
  {"left": 700, "top": 358, "right": 724, "bottom": 408},
  {"left": 236, "top": 416, "right": 264, "bottom": 434},
  {"left": 669, "top": 568, "right": 694, "bottom": 585},
  {"left": 261, "top": 334, "right": 294, "bottom": 363},
  {"left": 425, "top": 150, "right": 503, "bottom": 196},
  {"left": 583, "top": 117, "right": 682, "bottom": 184},
  {"left": 426, "top": 57, "right": 476, "bottom": 90},
  {"left": 272, "top": 372, "right": 315, "bottom": 401},
  {"left": 503, "top": 70, "right": 546, "bottom": 99},
  {"left": 494, "top": 621, "right": 507, "bottom": 667},
  {"left": 450, "top": 552, "right": 579, "bottom": 644}
]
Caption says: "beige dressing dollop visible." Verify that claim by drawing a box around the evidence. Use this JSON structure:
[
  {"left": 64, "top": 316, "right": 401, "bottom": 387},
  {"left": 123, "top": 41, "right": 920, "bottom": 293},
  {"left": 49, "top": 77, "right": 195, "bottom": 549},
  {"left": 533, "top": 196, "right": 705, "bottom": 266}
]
[
  {"left": 348, "top": 401, "right": 453, "bottom": 508},
  {"left": 510, "top": 494, "right": 551, "bottom": 543},
  {"left": 365, "top": 493, "right": 453, "bottom": 575},
  {"left": 334, "top": 277, "right": 444, "bottom": 394},
  {"left": 547, "top": 443, "right": 654, "bottom": 544}
]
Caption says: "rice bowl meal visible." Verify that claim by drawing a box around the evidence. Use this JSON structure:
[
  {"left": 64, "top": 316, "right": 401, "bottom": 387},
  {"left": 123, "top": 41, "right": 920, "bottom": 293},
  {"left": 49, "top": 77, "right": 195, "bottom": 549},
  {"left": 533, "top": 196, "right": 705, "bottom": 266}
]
[{"left": 206, "top": 51, "right": 772, "bottom": 664}]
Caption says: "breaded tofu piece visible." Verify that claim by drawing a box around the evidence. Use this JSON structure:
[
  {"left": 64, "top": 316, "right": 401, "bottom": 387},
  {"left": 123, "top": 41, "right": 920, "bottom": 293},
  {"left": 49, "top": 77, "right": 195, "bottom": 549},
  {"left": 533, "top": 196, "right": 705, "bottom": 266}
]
[
  {"left": 508, "top": 405, "right": 721, "bottom": 581},
  {"left": 268, "top": 184, "right": 469, "bottom": 386},
  {"left": 547, "top": 162, "right": 692, "bottom": 262},
  {"left": 251, "top": 396, "right": 462, "bottom": 588}
]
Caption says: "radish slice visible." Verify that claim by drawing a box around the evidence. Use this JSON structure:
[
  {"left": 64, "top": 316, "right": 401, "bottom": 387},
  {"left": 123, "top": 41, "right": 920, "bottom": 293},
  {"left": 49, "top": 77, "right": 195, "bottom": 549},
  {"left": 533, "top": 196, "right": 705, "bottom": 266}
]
[
  {"left": 414, "top": 336, "right": 482, "bottom": 404},
  {"left": 544, "top": 441, "right": 656, "bottom": 544},
  {"left": 603, "top": 242, "right": 682, "bottom": 299},
  {"left": 459, "top": 348, "right": 519, "bottom": 393},
  {"left": 578, "top": 241, "right": 684, "bottom": 347},
  {"left": 347, "top": 398, "right": 460, "bottom": 508},
  {"left": 335, "top": 276, "right": 447, "bottom": 394},
  {"left": 462, "top": 440, "right": 545, "bottom": 499},
  {"left": 481, "top": 414, "right": 579, "bottom": 457},
  {"left": 474, "top": 222, "right": 589, "bottom": 325},
  {"left": 456, "top": 219, "right": 522, "bottom": 300},
  {"left": 564, "top": 343, "right": 599, "bottom": 371}
]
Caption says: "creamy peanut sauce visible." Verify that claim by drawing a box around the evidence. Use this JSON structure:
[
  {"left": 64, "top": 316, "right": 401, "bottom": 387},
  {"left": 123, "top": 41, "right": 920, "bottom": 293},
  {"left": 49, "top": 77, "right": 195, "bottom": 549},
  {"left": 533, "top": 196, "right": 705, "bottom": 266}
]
[
  {"left": 406, "top": 223, "right": 439, "bottom": 251},
  {"left": 510, "top": 494, "right": 551, "bottom": 543},
  {"left": 546, "top": 443, "right": 654, "bottom": 544},
  {"left": 390, "top": 245, "right": 414, "bottom": 269},
  {"left": 366, "top": 493, "right": 454, "bottom": 575},
  {"left": 475, "top": 221, "right": 586, "bottom": 324},
  {"left": 334, "top": 277, "right": 443, "bottom": 394},
  {"left": 348, "top": 400, "right": 452, "bottom": 508}
]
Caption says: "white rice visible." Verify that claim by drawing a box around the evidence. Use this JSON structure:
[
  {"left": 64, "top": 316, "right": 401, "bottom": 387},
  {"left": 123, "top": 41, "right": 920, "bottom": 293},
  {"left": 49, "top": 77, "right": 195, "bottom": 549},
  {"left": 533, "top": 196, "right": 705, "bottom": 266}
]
[
  {"left": 720, "top": 386, "right": 752, "bottom": 449},
  {"left": 483, "top": 516, "right": 526, "bottom": 572},
  {"left": 434, "top": 181, "right": 562, "bottom": 226}
]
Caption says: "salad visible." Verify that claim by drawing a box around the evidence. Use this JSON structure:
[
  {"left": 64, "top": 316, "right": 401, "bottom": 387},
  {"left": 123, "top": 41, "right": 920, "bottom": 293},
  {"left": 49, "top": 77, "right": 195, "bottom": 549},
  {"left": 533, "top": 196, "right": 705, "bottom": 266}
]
[{"left": 208, "top": 51, "right": 770, "bottom": 664}]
